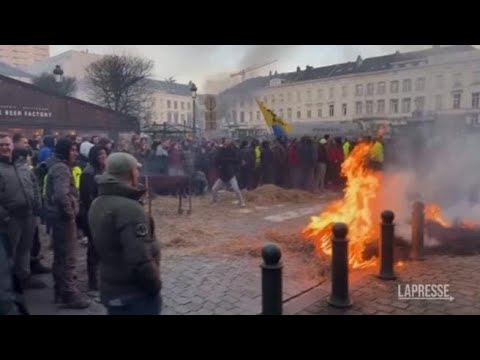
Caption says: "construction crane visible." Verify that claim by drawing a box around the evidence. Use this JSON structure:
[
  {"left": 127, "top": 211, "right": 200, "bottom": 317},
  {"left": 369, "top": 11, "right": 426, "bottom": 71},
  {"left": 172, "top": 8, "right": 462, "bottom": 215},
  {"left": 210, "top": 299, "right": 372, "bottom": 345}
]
[{"left": 230, "top": 59, "right": 278, "bottom": 82}]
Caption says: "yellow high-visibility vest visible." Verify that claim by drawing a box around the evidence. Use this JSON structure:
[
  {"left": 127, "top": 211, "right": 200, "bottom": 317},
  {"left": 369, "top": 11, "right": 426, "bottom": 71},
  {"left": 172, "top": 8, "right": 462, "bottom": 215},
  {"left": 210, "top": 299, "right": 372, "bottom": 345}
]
[
  {"left": 370, "top": 141, "right": 384, "bottom": 163},
  {"left": 255, "top": 146, "right": 261, "bottom": 168},
  {"left": 343, "top": 141, "right": 351, "bottom": 157},
  {"left": 72, "top": 166, "right": 82, "bottom": 190}
]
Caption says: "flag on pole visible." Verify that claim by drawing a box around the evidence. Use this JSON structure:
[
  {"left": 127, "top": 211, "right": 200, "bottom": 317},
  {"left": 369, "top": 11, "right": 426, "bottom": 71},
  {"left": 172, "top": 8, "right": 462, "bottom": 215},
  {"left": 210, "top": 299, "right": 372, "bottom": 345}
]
[{"left": 256, "top": 99, "right": 292, "bottom": 137}]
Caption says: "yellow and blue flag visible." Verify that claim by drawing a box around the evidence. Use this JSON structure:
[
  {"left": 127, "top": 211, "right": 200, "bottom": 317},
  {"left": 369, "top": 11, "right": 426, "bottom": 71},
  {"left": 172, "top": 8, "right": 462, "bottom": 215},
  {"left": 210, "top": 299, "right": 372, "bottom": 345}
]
[{"left": 256, "top": 99, "right": 292, "bottom": 137}]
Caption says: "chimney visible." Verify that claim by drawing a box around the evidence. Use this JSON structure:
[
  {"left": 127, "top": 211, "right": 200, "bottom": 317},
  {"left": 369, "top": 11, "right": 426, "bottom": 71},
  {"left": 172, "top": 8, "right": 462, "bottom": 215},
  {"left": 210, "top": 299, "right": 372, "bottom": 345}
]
[
  {"left": 356, "top": 55, "right": 363, "bottom": 67},
  {"left": 274, "top": 70, "right": 278, "bottom": 75},
  {"left": 269, "top": 70, "right": 272, "bottom": 77},
  {"left": 296, "top": 66, "right": 301, "bottom": 72}
]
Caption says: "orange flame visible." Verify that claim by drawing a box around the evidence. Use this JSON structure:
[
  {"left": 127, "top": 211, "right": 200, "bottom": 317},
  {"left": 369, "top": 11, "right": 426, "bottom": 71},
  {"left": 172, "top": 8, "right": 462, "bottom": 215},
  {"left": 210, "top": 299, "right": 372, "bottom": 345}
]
[
  {"left": 302, "top": 143, "right": 381, "bottom": 269},
  {"left": 425, "top": 204, "right": 480, "bottom": 229},
  {"left": 424, "top": 204, "right": 450, "bottom": 227}
]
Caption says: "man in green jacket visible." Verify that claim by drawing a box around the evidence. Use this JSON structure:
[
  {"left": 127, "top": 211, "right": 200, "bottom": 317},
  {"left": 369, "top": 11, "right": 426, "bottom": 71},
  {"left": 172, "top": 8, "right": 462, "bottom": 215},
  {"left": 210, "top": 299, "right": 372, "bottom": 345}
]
[{"left": 88, "top": 152, "right": 161, "bottom": 315}]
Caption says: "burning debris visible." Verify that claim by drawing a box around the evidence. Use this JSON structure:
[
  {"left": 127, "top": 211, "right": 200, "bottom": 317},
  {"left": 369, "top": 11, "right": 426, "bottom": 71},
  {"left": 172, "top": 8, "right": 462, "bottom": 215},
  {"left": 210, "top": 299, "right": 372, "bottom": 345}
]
[
  {"left": 302, "top": 143, "right": 480, "bottom": 270},
  {"left": 302, "top": 143, "right": 382, "bottom": 269}
]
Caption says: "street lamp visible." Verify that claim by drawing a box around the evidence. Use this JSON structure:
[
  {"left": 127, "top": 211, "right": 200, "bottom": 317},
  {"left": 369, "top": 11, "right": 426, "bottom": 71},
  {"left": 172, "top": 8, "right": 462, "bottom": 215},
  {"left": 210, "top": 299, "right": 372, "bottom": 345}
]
[
  {"left": 53, "top": 65, "right": 64, "bottom": 83},
  {"left": 190, "top": 81, "right": 197, "bottom": 138}
]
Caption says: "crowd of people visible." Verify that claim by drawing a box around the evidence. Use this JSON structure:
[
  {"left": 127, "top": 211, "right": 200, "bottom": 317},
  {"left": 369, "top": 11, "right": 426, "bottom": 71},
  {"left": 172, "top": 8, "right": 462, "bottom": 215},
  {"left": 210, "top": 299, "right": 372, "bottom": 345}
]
[{"left": 0, "top": 130, "right": 384, "bottom": 315}]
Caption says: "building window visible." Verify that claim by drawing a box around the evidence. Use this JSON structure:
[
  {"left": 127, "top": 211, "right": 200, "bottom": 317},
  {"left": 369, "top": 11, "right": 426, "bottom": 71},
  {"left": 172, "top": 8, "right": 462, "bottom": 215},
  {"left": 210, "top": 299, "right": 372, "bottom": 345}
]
[
  {"left": 306, "top": 90, "right": 312, "bottom": 102},
  {"left": 342, "top": 86, "right": 347, "bottom": 98},
  {"left": 415, "top": 77, "right": 425, "bottom": 91},
  {"left": 452, "top": 93, "right": 461, "bottom": 109},
  {"left": 435, "top": 95, "right": 443, "bottom": 111},
  {"left": 187, "top": 102, "right": 191, "bottom": 110},
  {"left": 249, "top": 111, "right": 253, "bottom": 122},
  {"left": 402, "top": 79, "right": 411, "bottom": 92},
  {"left": 232, "top": 110, "right": 237, "bottom": 122},
  {"left": 174, "top": 101, "right": 178, "bottom": 109},
  {"left": 317, "top": 89, "right": 323, "bottom": 100},
  {"left": 317, "top": 107, "right": 323, "bottom": 118},
  {"left": 279, "top": 93, "right": 284, "bottom": 103},
  {"left": 174, "top": 113, "right": 179, "bottom": 123},
  {"left": 390, "top": 99, "right": 399, "bottom": 114},
  {"left": 279, "top": 109, "right": 284, "bottom": 118},
  {"left": 402, "top": 98, "right": 411, "bottom": 113},
  {"left": 366, "top": 83, "right": 374, "bottom": 96},
  {"left": 167, "top": 112, "right": 172, "bottom": 122},
  {"left": 240, "top": 98, "right": 244, "bottom": 107},
  {"left": 329, "top": 104, "right": 334, "bottom": 117},
  {"left": 329, "top": 87, "right": 334, "bottom": 99},
  {"left": 187, "top": 113, "right": 192, "bottom": 122},
  {"left": 240, "top": 111, "right": 245, "bottom": 122},
  {"left": 355, "top": 101, "right": 363, "bottom": 115},
  {"left": 366, "top": 101, "right": 373, "bottom": 115},
  {"left": 271, "top": 95, "right": 275, "bottom": 104},
  {"left": 390, "top": 81, "right": 399, "bottom": 94},
  {"left": 256, "top": 111, "right": 260, "bottom": 121},
  {"left": 287, "top": 108, "right": 292, "bottom": 120},
  {"left": 355, "top": 84, "right": 363, "bottom": 96},
  {"left": 473, "top": 92, "right": 480, "bottom": 109},
  {"left": 473, "top": 71, "right": 480, "bottom": 84},
  {"left": 453, "top": 73, "right": 462, "bottom": 88},
  {"left": 377, "top": 100, "right": 385, "bottom": 114},
  {"left": 296, "top": 110, "right": 301, "bottom": 119},
  {"left": 263, "top": 96, "right": 268, "bottom": 104},
  {"left": 377, "top": 82, "right": 386, "bottom": 95},
  {"left": 287, "top": 93, "right": 292, "bottom": 103},
  {"left": 436, "top": 75, "right": 444, "bottom": 89},
  {"left": 181, "top": 114, "right": 185, "bottom": 122},
  {"left": 167, "top": 100, "right": 171, "bottom": 109},
  {"left": 296, "top": 92, "right": 301, "bottom": 103},
  {"left": 415, "top": 96, "right": 426, "bottom": 111},
  {"left": 342, "top": 103, "right": 347, "bottom": 116},
  {"left": 181, "top": 102, "right": 185, "bottom": 110},
  {"left": 307, "top": 110, "right": 312, "bottom": 119}
]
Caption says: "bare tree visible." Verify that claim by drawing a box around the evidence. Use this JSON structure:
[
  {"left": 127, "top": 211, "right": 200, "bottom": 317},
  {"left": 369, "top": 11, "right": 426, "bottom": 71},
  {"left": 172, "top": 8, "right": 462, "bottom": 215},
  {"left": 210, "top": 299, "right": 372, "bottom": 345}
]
[
  {"left": 86, "top": 54, "right": 155, "bottom": 128},
  {"left": 32, "top": 73, "right": 77, "bottom": 97}
]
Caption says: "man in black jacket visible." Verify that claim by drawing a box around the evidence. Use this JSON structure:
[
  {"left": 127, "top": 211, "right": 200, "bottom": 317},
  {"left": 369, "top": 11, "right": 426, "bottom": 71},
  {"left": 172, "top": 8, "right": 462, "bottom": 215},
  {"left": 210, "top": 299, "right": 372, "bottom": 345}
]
[{"left": 211, "top": 138, "right": 246, "bottom": 207}]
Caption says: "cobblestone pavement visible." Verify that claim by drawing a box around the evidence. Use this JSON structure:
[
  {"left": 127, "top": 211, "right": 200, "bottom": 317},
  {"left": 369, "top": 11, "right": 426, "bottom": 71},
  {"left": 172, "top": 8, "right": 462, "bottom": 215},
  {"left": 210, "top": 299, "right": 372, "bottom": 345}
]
[
  {"left": 285, "top": 254, "right": 480, "bottom": 315},
  {"left": 25, "top": 201, "right": 330, "bottom": 315}
]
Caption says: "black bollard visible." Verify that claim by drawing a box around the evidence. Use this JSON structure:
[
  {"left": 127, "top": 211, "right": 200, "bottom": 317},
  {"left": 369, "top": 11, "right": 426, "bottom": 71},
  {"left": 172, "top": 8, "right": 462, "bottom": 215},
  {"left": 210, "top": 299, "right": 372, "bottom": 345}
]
[
  {"left": 327, "top": 223, "right": 353, "bottom": 308},
  {"left": 411, "top": 201, "right": 425, "bottom": 260},
  {"left": 261, "top": 244, "right": 283, "bottom": 315},
  {"left": 378, "top": 210, "right": 397, "bottom": 280}
]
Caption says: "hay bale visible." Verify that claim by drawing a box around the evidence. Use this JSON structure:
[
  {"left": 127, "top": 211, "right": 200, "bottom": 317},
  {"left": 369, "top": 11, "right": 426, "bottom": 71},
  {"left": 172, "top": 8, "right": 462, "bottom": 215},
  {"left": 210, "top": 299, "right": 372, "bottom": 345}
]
[{"left": 244, "top": 185, "right": 319, "bottom": 204}]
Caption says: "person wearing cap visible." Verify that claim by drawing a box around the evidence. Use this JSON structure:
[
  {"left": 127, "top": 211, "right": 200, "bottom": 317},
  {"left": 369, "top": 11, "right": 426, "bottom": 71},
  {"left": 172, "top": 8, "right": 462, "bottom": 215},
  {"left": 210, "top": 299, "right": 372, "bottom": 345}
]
[
  {"left": 44, "top": 137, "right": 90, "bottom": 309},
  {"left": 88, "top": 152, "right": 161, "bottom": 315}
]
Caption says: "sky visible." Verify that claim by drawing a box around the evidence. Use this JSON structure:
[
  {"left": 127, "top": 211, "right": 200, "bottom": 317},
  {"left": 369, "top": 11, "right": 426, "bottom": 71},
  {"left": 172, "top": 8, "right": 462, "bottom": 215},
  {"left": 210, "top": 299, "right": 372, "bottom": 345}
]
[{"left": 49, "top": 45, "right": 471, "bottom": 92}]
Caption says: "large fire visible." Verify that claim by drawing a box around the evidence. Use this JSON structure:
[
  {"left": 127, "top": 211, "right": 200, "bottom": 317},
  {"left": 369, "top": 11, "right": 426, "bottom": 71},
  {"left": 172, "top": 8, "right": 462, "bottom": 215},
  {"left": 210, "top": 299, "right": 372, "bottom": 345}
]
[
  {"left": 302, "top": 143, "right": 382, "bottom": 269},
  {"left": 302, "top": 142, "right": 479, "bottom": 270}
]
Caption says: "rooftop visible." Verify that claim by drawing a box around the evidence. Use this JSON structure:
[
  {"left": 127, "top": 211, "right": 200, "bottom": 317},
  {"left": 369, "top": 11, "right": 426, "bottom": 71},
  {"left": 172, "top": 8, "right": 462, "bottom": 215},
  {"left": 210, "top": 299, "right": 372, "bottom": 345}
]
[{"left": 222, "top": 45, "right": 478, "bottom": 96}]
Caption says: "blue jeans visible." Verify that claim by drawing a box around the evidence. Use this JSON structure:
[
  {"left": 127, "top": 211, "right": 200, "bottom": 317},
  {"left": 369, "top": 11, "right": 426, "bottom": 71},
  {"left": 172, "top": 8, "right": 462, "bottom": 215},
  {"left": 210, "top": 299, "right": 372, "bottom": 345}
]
[{"left": 106, "top": 294, "right": 162, "bottom": 315}]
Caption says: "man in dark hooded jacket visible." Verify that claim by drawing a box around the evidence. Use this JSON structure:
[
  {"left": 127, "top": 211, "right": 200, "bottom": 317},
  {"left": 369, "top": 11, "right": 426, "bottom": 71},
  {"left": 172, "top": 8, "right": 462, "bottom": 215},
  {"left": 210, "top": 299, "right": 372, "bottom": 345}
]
[
  {"left": 79, "top": 145, "right": 107, "bottom": 292},
  {"left": 44, "top": 137, "right": 90, "bottom": 309},
  {"left": 211, "top": 138, "right": 246, "bottom": 207}
]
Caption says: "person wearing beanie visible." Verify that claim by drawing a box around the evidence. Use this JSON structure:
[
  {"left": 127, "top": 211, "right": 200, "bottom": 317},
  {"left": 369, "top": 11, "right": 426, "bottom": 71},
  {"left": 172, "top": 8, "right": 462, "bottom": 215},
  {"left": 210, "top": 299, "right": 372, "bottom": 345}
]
[
  {"left": 88, "top": 152, "right": 162, "bottom": 315},
  {"left": 44, "top": 137, "right": 90, "bottom": 309}
]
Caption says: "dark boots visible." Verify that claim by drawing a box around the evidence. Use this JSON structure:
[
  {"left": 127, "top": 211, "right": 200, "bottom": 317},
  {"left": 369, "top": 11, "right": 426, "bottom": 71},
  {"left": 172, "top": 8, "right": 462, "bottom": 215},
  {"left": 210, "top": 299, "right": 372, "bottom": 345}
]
[
  {"left": 55, "top": 290, "right": 91, "bottom": 309},
  {"left": 30, "top": 260, "right": 51, "bottom": 275}
]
